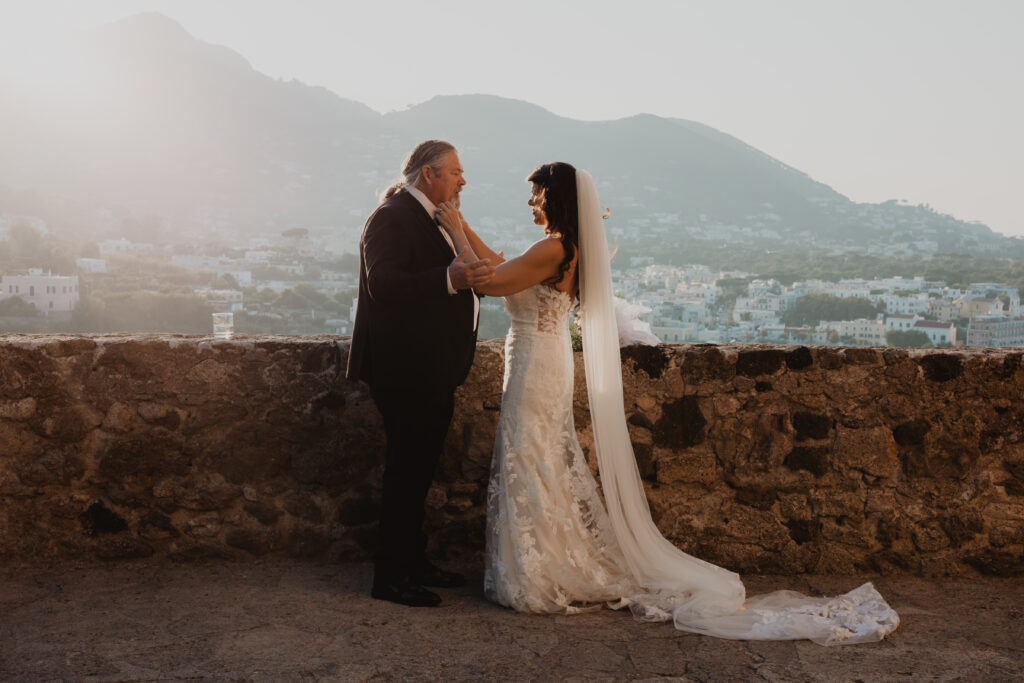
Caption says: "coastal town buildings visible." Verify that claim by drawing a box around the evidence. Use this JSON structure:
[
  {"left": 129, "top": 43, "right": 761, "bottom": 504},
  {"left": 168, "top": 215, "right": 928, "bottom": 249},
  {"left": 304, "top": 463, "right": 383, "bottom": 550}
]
[
  {"left": 966, "top": 316, "right": 1024, "bottom": 348},
  {"left": 0, "top": 269, "right": 80, "bottom": 316}
]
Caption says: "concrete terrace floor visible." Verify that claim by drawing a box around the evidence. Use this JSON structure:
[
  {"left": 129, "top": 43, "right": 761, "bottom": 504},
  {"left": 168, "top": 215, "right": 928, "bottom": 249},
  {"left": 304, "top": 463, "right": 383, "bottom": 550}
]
[{"left": 1, "top": 560, "right": 1022, "bottom": 682}]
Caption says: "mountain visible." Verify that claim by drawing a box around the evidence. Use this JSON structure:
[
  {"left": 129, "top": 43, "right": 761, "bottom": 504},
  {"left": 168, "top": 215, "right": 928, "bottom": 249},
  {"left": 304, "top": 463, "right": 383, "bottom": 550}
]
[{"left": 0, "top": 12, "right": 1017, "bottom": 257}]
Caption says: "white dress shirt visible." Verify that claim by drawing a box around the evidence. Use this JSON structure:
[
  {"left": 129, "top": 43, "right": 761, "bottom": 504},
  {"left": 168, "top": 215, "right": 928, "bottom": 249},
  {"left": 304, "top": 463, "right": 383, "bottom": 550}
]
[{"left": 406, "top": 185, "right": 479, "bottom": 330}]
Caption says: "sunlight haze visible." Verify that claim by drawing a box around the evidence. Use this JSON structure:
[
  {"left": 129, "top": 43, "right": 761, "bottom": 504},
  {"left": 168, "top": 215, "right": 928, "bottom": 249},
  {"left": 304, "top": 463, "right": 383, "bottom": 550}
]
[{"left": 1, "top": 0, "right": 1022, "bottom": 235}]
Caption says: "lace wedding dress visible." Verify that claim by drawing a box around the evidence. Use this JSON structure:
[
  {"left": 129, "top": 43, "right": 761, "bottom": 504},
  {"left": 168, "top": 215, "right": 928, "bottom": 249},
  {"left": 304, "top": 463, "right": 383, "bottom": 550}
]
[{"left": 482, "top": 171, "right": 900, "bottom": 646}]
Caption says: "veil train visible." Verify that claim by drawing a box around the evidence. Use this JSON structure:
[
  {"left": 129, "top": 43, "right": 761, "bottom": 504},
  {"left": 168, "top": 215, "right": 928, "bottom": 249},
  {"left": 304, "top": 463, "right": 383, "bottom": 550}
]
[{"left": 575, "top": 169, "right": 899, "bottom": 645}]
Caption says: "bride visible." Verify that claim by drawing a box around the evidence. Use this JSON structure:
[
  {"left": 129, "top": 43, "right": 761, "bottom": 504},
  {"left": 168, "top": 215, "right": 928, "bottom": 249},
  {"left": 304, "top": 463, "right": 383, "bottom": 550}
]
[{"left": 435, "top": 162, "right": 899, "bottom": 645}]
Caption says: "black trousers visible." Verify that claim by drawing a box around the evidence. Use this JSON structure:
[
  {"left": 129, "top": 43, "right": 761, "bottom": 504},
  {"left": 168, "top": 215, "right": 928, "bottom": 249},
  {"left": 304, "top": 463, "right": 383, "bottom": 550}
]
[{"left": 371, "top": 386, "right": 455, "bottom": 583}]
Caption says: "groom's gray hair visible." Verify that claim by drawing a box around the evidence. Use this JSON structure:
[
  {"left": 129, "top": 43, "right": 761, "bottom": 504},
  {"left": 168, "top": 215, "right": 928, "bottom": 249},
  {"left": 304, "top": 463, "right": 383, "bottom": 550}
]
[{"left": 380, "top": 139, "right": 456, "bottom": 201}]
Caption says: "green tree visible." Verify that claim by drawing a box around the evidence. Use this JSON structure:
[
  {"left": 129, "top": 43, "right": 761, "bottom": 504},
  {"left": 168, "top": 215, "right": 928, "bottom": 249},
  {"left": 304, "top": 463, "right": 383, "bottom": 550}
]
[
  {"left": 0, "top": 296, "right": 39, "bottom": 317},
  {"left": 72, "top": 292, "right": 214, "bottom": 333},
  {"left": 274, "top": 288, "right": 312, "bottom": 309},
  {"left": 333, "top": 288, "right": 357, "bottom": 310},
  {"left": 292, "top": 283, "right": 329, "bottom": 308},
  {"left": 216, "top": 273, "right": 240, "bottom": 289},
  {"left": 886, "top": 330, "right": 933, "bottom": 348},
  {"left": 782, "top": 294, "right": 882, "bottom": 326}
]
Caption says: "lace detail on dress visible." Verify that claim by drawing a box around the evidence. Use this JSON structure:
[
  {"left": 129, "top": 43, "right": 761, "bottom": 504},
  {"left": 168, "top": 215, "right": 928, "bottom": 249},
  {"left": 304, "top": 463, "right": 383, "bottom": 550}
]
[
  {"left": 504, "top": 285, "right": 571, "bottom": 337},
  {"left": 486, "top": 285, "right": 634, "bottom": 613},
  {"left": 485, "top": 284, "right": 899, "bottom": 645}
]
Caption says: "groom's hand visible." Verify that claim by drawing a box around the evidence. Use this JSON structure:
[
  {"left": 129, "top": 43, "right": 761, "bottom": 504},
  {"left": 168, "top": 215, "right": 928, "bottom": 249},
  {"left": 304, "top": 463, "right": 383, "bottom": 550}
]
[{"left": 448, "top": 246, "right": 495, "bottom": 290}]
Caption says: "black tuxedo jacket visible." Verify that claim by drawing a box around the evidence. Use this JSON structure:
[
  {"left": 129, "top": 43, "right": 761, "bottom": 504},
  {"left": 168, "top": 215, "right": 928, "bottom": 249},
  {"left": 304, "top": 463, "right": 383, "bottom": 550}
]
[{"left": 345, "top": 189, "right": 478, "bottom": 396}]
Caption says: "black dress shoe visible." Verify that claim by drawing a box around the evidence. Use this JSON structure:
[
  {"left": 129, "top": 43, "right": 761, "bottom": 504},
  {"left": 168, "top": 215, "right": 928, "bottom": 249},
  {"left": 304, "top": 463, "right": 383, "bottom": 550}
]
[
  {"left": 413, "top": 561, "right": 467, "bottom": 588},
  {"left": 371, "top": 579, "right": 441, "bottom": 607}
]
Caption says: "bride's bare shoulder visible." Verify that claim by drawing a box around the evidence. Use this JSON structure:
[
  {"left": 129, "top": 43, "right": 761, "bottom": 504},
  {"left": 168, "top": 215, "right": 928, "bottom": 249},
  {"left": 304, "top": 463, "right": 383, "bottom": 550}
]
[{"left": 523, "top": 236, "right": 568, "bottom": 263}]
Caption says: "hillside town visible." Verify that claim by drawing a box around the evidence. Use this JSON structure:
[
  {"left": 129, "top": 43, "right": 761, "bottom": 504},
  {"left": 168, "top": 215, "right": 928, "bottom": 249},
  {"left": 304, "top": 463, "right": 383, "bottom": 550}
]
[
  {"left": 615, "top": 259, "right": 1023, "bottom": 348},
  {"left": 2, "top": 213, "right": 1023, "bottom": 349}
]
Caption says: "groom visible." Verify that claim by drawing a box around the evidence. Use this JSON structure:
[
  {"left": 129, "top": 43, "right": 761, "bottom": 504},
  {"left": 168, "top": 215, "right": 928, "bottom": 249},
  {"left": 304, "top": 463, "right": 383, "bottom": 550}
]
[{"left": 346, "top": 140, "right": 494, "bottom": 606}]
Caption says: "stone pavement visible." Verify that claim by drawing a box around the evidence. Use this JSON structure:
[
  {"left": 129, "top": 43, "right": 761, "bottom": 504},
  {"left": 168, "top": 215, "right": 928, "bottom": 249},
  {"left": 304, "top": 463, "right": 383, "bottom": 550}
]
[{"left": 1, "top": 560, "right": 1022, "bottom": 682}]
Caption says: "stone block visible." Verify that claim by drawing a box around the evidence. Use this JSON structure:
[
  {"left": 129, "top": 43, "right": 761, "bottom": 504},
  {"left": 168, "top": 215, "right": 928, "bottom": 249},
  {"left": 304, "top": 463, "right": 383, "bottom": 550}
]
[
  {"left": 282, "top": 493, "right": 323, "bottom": 523},
  {"left": 919, "top": 353, "right": 964, "bottom": 382},
  {"left": 653, "top": 396, "right": 707, "bottom": 449},
  {"left": 784, "top": 346, "right": 814, "bottom": 370},
  {"left": 244, "top": 501, "right": 282, "bottom": 526},
  {"left": 656, "top": 449, "right": 717, "bottom": 485},
  {"left": 736, "top": 349, "right": 785, "bottom": 377},
  {"left": 784, "top": 447, "right": 830, "bottom": 477},
  {"left": 834, "top": 425, "right": 899, "bottom": 479},
  {"left": 0, "top": 397, "right": 36, "bottom": 420},
  {"left": 621, "top": 344, "right": 669, "bottom": 379},
  {"left": 792, "top": 412, "right": 832, "bottom": 441}
]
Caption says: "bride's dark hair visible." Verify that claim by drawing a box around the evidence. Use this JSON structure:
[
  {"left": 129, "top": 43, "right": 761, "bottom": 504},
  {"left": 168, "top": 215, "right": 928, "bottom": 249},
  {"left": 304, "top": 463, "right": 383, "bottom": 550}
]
[{"left": 527, "top": 162, "right": 578, "bottom": 292}]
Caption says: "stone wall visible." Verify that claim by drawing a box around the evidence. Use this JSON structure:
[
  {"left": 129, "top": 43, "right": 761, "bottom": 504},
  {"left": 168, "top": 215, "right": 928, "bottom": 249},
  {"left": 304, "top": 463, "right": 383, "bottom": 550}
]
[{"left": 0, "top": 335, "right": 1021, "bottom": 576}]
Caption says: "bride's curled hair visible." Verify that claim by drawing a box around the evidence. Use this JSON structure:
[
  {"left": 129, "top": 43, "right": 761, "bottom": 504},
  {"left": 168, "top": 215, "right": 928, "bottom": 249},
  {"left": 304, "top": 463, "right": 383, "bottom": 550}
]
[{"left": 527, "top": 162, "right": 579, "bottom": 292}]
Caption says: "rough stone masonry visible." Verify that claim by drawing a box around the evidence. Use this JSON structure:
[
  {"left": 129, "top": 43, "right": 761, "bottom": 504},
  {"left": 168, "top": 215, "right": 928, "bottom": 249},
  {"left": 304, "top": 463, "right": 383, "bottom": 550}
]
[{"left": 0, "top": 335, "right": 1021, "bottom": 576}]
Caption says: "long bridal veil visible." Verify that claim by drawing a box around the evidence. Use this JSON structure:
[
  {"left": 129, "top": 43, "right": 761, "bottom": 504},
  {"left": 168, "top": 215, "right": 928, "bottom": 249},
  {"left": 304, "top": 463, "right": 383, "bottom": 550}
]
[{"left": 575, "top": 169, "right": 899, "bottom": 645}]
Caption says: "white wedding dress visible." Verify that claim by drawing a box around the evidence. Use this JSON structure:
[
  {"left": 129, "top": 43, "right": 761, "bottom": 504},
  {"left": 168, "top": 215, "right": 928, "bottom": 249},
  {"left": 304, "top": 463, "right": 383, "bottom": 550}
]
[{"left": 483, "top": 171, "right": 900, "bottom": 646}]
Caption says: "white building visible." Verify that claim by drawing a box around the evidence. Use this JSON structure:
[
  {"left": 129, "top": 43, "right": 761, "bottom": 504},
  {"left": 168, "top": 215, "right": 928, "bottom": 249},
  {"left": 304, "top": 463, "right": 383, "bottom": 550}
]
[
  {"left": 881, "top": 292, "right": 930, "bottom": 315},
  {"left": 819, "top": 317, "right": 886, "bottom": 345},
  {"left": 193, "top": 288, "right": 244, "bottom": 312},
  {"left": 651, "top": 321, "right": 697, "bottom": 343},
  {"left": 1, "top": 270, "right": 80, "bottom": 315},
  {"left": 885, "top": 313, "right": 920, "bottom": 332},
  {"left": 244, "top": 250, "right": 276, "bottom": 264},
  {"left": 966, "top": 283, "right": 1021, "bottom": 317},
  {"left": 912, "top": 320, "right": 956, "bottom": 346}
]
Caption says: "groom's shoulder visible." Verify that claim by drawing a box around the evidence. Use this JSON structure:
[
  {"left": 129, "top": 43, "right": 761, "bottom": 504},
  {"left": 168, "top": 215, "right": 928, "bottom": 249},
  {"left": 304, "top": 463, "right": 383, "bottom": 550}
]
[{"left": 367, "top": 190, "right": 415, "bottom": 227}]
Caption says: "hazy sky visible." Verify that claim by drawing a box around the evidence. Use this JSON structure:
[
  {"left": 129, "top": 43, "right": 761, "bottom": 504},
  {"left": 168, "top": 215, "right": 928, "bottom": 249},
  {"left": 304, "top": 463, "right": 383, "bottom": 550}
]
[{"left": 2, "top": 0, "right": 1022, "bottom": 236}]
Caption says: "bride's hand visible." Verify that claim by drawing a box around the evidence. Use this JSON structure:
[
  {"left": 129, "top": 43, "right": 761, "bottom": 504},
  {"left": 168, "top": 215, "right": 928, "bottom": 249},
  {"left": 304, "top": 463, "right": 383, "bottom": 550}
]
[{"left": 435, "top": 202, "right": 463, "bottom": 236}]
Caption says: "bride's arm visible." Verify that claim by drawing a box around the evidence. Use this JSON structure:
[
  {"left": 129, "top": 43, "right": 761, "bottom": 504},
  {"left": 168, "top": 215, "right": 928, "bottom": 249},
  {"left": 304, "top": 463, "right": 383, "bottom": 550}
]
[
  {"left": 436, "top": 203, "right": 504, "bottom": 266},
  {"left": 461, "top": 222, "right": 504, "bottom": 266},
  {"left": 436, "top": 201, "right": 561, "bottom": 296},
  {"left": 474, "top": 238, "right": 564, "bottom": 297}
]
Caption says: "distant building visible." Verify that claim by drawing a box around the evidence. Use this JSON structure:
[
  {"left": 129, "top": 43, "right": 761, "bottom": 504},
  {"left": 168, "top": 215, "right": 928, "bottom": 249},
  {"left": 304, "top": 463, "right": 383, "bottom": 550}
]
[
  {"left": 912, "top": 320, "right": 956, "bottom": 346},
  {"left": 1, "top": 270, "right": 79, "bottom": 316},
  {"left": 966, "top": 316, "right": 1024, "bottom": 348},
  {"left": 881, "top": 292, "right": 929, "bottom": 315},
  {"left": 961, "top": 297, "right": 1003, "bottom": 319},
  {"left": 244, "top": 250, "right": 275, "bottom": 264},
  {"left": 325, "top": 318, "right": 352, "bottom": 335},
  {"left": 819, "top": 318, "right": 886, "bottom": 345},
  {"left": 928, "top": 298, "right": 962, "bottom": 323},
  {"left": 650, "top": 321, "right": 697, "bottom": 343},
  {"left": 966, "top": 283, "right": 1021, "bottom": 316},
  {"left": 193, "top": 288, "right": 244, "bottom": 312},
  {"left": 885, "top": 313, "right": 919, "bottom": 332}
]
